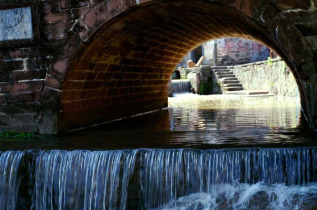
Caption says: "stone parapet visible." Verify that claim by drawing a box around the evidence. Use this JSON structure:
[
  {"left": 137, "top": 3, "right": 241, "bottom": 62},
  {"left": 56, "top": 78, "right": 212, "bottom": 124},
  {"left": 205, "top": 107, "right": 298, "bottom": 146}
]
[{"left": 232, "top": 59, "right": 299, "bottom": 98}]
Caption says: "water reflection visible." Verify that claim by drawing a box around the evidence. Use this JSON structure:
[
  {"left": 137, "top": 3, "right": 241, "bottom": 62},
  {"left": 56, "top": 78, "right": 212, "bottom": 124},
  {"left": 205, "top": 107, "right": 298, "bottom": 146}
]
[
  {"left": 0, "top": 94, "right": 316, "bottom": 150},
  {"left": 169, "top": 94, "right": 301, "bottom": 130}
]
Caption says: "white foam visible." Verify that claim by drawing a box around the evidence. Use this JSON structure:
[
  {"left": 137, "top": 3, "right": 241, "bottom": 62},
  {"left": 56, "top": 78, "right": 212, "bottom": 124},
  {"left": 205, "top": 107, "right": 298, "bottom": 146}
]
[{"left": 155, "top": 183, "right": 317, "bottom": 210}]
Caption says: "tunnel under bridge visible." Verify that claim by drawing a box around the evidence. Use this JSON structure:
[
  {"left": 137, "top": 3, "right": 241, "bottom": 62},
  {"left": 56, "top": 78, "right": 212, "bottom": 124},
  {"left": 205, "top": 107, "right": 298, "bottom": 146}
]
[{"left": 0, "top": 0, "right": 317, "bottom": 134}]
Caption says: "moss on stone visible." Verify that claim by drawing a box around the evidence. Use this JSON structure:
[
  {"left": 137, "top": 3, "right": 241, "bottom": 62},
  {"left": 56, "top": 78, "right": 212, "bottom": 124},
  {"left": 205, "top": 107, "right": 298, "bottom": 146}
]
[
  {"left": 0, "top": 131, "right": 35, "bottom": 138},
  {"left": 199, "top": 82, "right": 213, "bottom": 95}
]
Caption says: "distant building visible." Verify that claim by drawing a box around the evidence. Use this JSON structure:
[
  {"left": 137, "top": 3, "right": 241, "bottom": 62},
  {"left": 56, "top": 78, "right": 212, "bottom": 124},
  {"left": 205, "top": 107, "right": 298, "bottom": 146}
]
[{"left": 177, "top": 38, "right": 271, "bottom": 67}]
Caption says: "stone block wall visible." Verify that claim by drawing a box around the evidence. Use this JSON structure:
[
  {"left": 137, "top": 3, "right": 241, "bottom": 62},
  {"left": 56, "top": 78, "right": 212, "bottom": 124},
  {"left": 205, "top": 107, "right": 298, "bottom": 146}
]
[
  {"left": 175, "top": 66, "right": 219, "bottom": 95},
  {"left": 232, "top": 58, "right": 299, "bottom": 97}
]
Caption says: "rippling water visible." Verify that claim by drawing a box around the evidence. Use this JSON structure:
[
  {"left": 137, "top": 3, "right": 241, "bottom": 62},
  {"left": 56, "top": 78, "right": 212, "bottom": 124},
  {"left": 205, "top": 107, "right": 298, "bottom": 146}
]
[
  {"left": 169, "top": 94, "right": 301, "bottom": 130},
  {"left": 1, "top": 94, "right": 314, "bottom": 150}
]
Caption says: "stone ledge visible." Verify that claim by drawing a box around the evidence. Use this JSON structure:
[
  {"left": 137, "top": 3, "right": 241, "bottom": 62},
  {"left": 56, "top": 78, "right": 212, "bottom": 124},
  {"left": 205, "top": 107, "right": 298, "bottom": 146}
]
[{"left": 233, "top": 58, "right": 282, "bottom": 68}]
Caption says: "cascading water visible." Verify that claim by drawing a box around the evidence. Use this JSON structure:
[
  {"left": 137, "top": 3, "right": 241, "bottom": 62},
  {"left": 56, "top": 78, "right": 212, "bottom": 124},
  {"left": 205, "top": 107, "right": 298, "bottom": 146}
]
[
  {"left": 34, "top": 150, "right": 138, "bottom": 210},
  {"left": 172, "top": 80, "right": 191, "bottom": 94},
  {"left": 0, "top": 148, "right": 316, "bottom": 209},
  {"left": 139, "top": 148, "right": 317, "bottom": 209},
  {"left": 0, "top": 151, "right": 24, "bottom": 210}
]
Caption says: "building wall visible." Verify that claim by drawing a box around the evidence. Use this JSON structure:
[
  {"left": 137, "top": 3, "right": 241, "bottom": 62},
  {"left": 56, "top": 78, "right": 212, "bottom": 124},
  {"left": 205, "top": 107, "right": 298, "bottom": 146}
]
[
  {"left": 178, "top": 38, "right": 270, "bottom": 67},
  {"left": 203, "top": 38, "right": 270, "bottom": 66}
]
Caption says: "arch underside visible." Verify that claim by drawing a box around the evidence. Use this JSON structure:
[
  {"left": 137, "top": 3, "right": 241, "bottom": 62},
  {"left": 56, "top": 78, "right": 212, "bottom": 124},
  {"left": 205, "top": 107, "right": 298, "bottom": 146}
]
[{"left": 60, "top": 0, "right": 316, "bottom": 132}]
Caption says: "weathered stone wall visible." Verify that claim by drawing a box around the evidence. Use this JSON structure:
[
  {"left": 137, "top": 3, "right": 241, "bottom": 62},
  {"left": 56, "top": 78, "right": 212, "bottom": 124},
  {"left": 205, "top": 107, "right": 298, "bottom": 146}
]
[
  {"left": 232, "top": 59, "right": 299, "bottom": 97},
  {"left": 176, "top": 66, "right": 221, "bottom": 94},
  {"left": 186, "top": 66, "right": 213, "bottom": 95}
]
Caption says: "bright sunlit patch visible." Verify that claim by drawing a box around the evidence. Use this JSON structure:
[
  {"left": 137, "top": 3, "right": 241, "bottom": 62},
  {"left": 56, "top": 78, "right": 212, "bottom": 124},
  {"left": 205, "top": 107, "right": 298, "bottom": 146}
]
[{"left": 169, "top": 94, "right": 300, "bottom": 110}]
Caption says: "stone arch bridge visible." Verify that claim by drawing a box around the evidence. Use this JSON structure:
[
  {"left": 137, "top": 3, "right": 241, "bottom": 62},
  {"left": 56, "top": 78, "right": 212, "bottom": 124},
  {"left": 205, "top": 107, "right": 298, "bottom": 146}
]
[{"left": 1, "top": 0, "right": 317, "bottom": 134}]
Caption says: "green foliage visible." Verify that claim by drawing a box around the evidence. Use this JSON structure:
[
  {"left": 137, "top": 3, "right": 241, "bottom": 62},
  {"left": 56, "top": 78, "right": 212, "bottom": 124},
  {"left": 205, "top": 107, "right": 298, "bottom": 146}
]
[
  {"left": 0, "top": 131, "right": 34, "bottom": 138},
  {"left": 267, "top": 57, "right": 272, "bottom": 65}
]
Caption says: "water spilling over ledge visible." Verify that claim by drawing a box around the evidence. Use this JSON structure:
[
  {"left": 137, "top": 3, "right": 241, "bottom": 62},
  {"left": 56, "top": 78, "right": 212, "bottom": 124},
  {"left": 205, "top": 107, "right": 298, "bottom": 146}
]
[
  {"left": 1, "top": 147, "right": 317, "bottom": 209},
  {"left": 172, "top": 80, "right": 191, "bottom": 94}
]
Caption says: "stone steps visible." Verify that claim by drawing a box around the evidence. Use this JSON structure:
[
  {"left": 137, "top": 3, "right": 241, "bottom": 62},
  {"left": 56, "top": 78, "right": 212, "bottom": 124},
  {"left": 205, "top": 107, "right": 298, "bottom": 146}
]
[
  {"left": 222, "top": 83, "right": 242, "bottom": 87},
  {"left": 224, "top": 90, "right": 271, "bottom": 96},
  {"left": 223, "top": 86, "right": 244, "bottom": 91},
  {"left": 210, "top": 66, "right": 233, "bottom": 70},
  {"left": 222, "top": 80, "right": 240, "bottom": 84},
  {"left": 222, "top": 77, "right": 238, "bottom": 81},
  {"left": 221, "top": 78, "right": 239, "bottom": 83},
  {"left": 213, "top": 69, "right": 233, "bottom": 73},
  {"left": 211, "top": 66, "right": 244, "bottom": 93},
  {"left": 217, "top": 74, "right": 235, "bottom": 78},
  {"left": 211, "top": 66, "right": 272, "bottom": 96},
  {"left": 215, "top": 71, "right": 233, "bottom": 75}
]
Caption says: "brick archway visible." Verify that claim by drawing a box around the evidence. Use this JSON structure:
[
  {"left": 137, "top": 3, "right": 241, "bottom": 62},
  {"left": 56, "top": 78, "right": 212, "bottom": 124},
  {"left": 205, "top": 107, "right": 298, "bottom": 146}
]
[
  {"left": 56, "top": 0, "right": 316, "bottom": 132},
  {"left": 1, "top": 0, "right": 316, "bottom": 134}
]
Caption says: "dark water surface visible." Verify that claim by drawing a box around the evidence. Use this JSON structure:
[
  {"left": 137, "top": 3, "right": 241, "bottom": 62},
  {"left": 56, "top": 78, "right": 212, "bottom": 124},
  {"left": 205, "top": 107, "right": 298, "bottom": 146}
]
[{"left": 1, "top": 94, "right": 316, "bottom": 150}]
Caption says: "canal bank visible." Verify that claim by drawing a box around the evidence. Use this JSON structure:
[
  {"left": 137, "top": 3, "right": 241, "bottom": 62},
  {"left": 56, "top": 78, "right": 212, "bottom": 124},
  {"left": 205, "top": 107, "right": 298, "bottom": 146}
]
[{"left": 171, "top": 58, "right": 298, "bottom": 97}]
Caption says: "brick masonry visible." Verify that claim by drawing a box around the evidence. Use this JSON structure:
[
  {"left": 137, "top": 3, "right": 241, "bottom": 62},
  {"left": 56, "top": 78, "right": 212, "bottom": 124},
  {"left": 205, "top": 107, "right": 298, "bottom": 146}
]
[{"left": 0, "top": 0, "right": 317, "bottom": 133}]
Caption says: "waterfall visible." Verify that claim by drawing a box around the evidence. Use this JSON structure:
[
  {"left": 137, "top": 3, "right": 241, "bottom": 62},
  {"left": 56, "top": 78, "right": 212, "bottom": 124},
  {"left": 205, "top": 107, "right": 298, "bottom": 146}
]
[
  {"left": 172, "top": 80, "right": 191, "bottom": 94},
  {"left": 0, "top": 148, "right": 316, "bottom": 209},
  {"left": 34, "top": 150, "right": 138, "bottom": 210},
  {"left": 139, "top": 148, "right": 317, "bottom": 208},
  {"left": 0, "top": 151, "right": 24, "bottom": 210}
]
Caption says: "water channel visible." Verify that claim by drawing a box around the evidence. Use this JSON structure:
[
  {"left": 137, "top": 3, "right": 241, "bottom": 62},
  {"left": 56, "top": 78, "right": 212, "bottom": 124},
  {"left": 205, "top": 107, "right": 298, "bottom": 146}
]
[{"left": 1, "top": 94, "right": 317, "bottom": 209}]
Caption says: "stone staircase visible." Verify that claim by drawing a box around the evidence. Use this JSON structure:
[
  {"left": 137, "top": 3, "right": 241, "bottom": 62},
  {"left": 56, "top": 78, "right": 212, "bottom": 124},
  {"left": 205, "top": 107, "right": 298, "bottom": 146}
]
[{"left": 211, "top": 66, "right": 244, "bottom": 93}]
